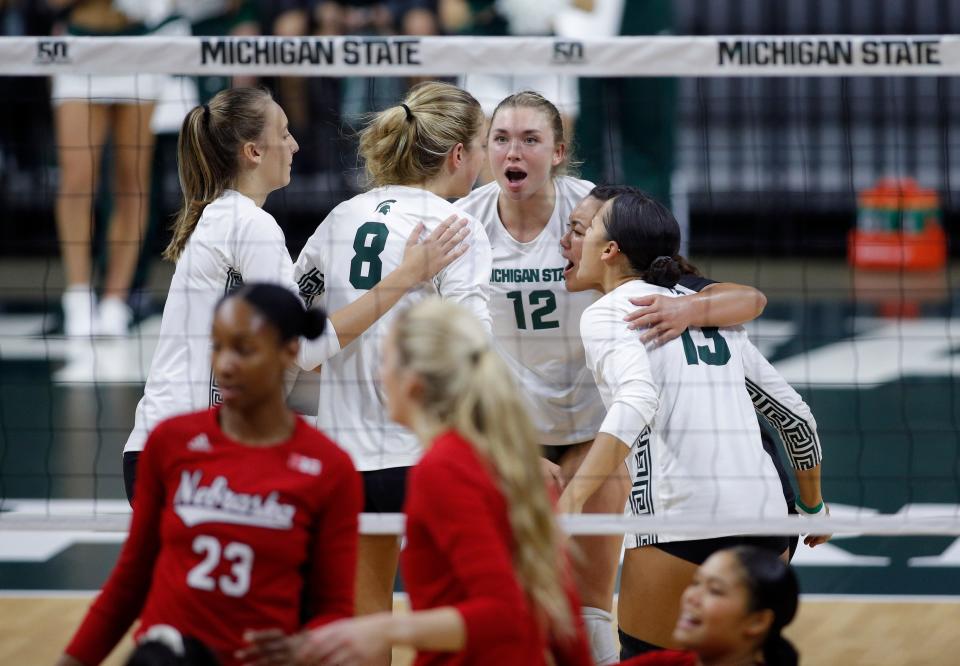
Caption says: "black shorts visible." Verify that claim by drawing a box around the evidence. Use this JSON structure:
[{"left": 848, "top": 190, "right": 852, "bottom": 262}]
[
  {"left": 123, "top": 451, "right": 140, "bottom": 507},
  {"left": 540, "top": 443, "right": 570, "bottom": 466},
  {"left": 362, "top": 466, "right": 409, "bottom": 513},
  {"left": 654, "top": 534, "right": 791, "bottom": 566}
]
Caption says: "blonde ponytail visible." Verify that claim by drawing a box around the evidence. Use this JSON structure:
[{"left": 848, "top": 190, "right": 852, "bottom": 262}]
[
  {"left": 164, "top": 87, "right": 273, "bottom": 261},
  {"left": 394, "top": 299, "right": 574, "bottom": 638},
  {"left": 358, "top": 81, "right": 483, "bottom": 187}
]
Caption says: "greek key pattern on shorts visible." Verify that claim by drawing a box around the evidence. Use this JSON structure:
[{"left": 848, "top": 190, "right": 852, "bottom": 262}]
[
  {"left": 297, "top": 268, "right": 325, "bottom": 308},
  {"left": 746, "top": 378, "right": 822, "bottom": 470},
  {"left": 629, "top": 425, "right": 657, "bottom": 547}
]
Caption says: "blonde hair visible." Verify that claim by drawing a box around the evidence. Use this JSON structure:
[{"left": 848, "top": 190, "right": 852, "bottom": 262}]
[
  {"left": 490, "top": 90, "right": 576, "bottom": 176},
  {"left": 164, "top": 87, "right": 273, "bottom": 261},
  {"left": 358, "top": 81, "right": 484, "bottom": 187},
  {"left": 393, "top": 298, "right": 573, "bottom": 637}
]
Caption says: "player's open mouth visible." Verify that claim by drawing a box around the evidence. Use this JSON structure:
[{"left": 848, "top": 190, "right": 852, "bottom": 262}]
[
  {"left": 563, "top": 259, "right": 575, "bottom": 278},
  {"left": 504, "top": 167, "right": 527, "bottom": 189},
  {"left": 676, "top": 611, "right": 701, "bottom": 630}
]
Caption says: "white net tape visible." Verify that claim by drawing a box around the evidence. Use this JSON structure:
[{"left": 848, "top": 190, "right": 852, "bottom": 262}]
[
  {"left": 0, "top": 35, "right": 957, "bottom": 77},
  {"left": 2, "top": 503, "right": 959, "bottom": 536}
]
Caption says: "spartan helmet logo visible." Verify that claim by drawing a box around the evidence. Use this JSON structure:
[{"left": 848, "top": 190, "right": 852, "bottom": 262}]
[{"left": 375, "top": 199, "right": 397, "bottom": 215}]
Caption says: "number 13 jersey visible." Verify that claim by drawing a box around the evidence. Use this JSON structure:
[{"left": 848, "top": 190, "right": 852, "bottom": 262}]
[{"left": 294, "top": 186, "right": 493, "bottom": 471}]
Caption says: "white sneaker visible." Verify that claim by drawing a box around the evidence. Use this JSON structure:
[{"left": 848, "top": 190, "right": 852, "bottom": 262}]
[
  {"left": 97, "top": 297, "right": 132, "bottom": 337},
  {"left": 62, "top": 286, "right": 97, "bottom": 338}
]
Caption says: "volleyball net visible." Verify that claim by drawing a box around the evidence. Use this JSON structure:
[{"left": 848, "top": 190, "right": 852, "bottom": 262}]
[{"left": 0, "top": 34, "right": 959, "bottom": 547}]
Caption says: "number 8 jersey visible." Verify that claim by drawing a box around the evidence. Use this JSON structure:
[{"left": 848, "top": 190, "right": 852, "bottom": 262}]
[{"left": 294, "top": 186, "right": 493, "bottom": 471}]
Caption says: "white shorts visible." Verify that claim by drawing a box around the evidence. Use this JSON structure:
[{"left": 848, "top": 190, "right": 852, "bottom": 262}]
[
  {"left": 52, "top": 16, "right": 189, "bottom": 106},
  {"left": 459, "top": 74, "right": 580, "bottom": 117},
  {"left": 52, "top": 73, "right": 167, "bottom": 105}
]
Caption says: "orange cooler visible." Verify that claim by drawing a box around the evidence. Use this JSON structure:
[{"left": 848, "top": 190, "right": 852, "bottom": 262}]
[{"left": 848, "top": 178, "right": 946, "bottom": 269}]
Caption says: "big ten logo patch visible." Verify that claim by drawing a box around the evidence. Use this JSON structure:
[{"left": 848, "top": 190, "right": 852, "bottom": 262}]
[
  {"left": 553, "top": 40, "right": 585, "bottom": 65},
  {"left": 288, "top": 453, "right": 322, "bottom": 476},
  {"left": 36, "top": 39, "right": 70, "bottom": 65}
]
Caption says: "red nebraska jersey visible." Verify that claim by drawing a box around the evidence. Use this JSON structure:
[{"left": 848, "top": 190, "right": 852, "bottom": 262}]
[
  {"left": 401, "top": 430, "right": 592, "bottom": 666},
  {"left": 66, "top": 408, "right": 362, "bottom": 666}
]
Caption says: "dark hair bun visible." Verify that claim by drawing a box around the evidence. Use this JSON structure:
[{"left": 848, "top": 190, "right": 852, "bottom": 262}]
[
  {"left": 646, "top": 255, "right": 682, "bottom": 289},
  {"left": 218, "top": 283, "right": 327, "bottom": 343},
  {"left": 302, "top": 307, "right": 327, "bottom": 340}
]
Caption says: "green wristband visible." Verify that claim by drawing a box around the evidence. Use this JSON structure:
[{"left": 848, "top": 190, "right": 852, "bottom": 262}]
[{"left": 796, "top": 499, "right": 824, "bottom": 514}]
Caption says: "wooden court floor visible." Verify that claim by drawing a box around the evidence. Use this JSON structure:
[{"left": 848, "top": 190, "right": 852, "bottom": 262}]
[{"left": 1, "top": 596, "right": 957, "bottom": 665}]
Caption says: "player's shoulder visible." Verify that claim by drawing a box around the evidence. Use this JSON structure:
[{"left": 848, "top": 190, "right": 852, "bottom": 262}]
[
  {"left": 420, "top": 431, "right": 479, "bottom": 473},
  {"left": 555, "top": 176, "right": 595, "bottom": 202},
  {"left": 411, "top": 432, "right": 483, "bottom": 493},
  {"left": 455, "top": 181, "right": 500, "bottom": 216},
  {"left": 211, "top": 191, "right": 282, "bottom": 239},
  {"left": 146, "top": 410, "right": 213, "bottom": 453},
  {"left": 320, "top": 191, "right": 373, "bottom": 227},
  {"left": 584, "top": 286, "right": 629, "bottom": 318}
]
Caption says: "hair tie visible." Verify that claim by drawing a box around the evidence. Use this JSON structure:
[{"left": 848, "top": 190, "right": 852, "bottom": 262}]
[
  {"left": 201, "top": 103, "right": 211, "bottom": 121},
  {"left": 400, "top": 103, "right": 414, "bottom": 122}
]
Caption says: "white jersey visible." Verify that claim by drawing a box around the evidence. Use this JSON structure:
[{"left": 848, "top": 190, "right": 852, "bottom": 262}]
[
  {"left": 580, "top": 280, "right": 787, "bottom": 546},
  {"left": 456, "top": 176, "right": 604, "bottom": 445},
  {"left": 294, "top": 185, "right": 493, "bottom": 471},
  {"left": 125, "top": 190, "right": 337, "bottom": 454}
]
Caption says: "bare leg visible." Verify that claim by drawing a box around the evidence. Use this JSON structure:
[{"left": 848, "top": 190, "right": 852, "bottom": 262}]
[
  {"left": 102, "top": 102, "right": 155, "bottom": 301},
  {"left": 558, "top": 439, "right": 631, "bottom": 612},
  {"left": 618, "top": 546, "right": 700, "bottom": 649},
  {"left": 558, "top": 440, "right": 631, "bottom": 664},
  {"left": 54, "top": 101, "right": 110, "bottom": 289},
  {"left": 355, "top": 534, "right": 401, "bottom": 666}
]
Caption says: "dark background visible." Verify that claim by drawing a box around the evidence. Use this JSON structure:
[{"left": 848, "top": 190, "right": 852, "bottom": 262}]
[{"left": 2, "top": 0, "right": 960, "bottom": 262}]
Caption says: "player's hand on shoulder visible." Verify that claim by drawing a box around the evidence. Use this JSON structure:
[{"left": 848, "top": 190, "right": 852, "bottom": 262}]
[
  {"left": 625, "top": 294, "right": 695, "bottom": 345},
  {"left": 294, "top": 614, "right": 393, "bottom": 665},
  {"left": 237, "top": 628, "right": 304, "bottom": 666},
  {"left": 400, "top": 216, "right": 471, "bottom": 284}
]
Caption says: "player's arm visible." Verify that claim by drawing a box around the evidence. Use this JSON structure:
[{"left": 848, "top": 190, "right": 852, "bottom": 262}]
[
  {"left": 59, "top": 428, "right": 168, "bottom": 665},
  {"left": 625, "top": 274, "right": 767, "bottom": 344},
  {"left": 238, "top": 451, "right": 366, "bottom": 663},
  {"left": 294, "top": 459, "right": 529, "bottom": 663},
  {"left": 740, "top": 340, "right": 829, "bottom": 546},
  {"left": 303, "top": 458, "right": 364, "bottom": 627},
  {"left": 557, "top": 432, "right": 633, "bottom": 515},
  {"left": 559, "top": 305, "right": 659, "bottom": 514}
]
